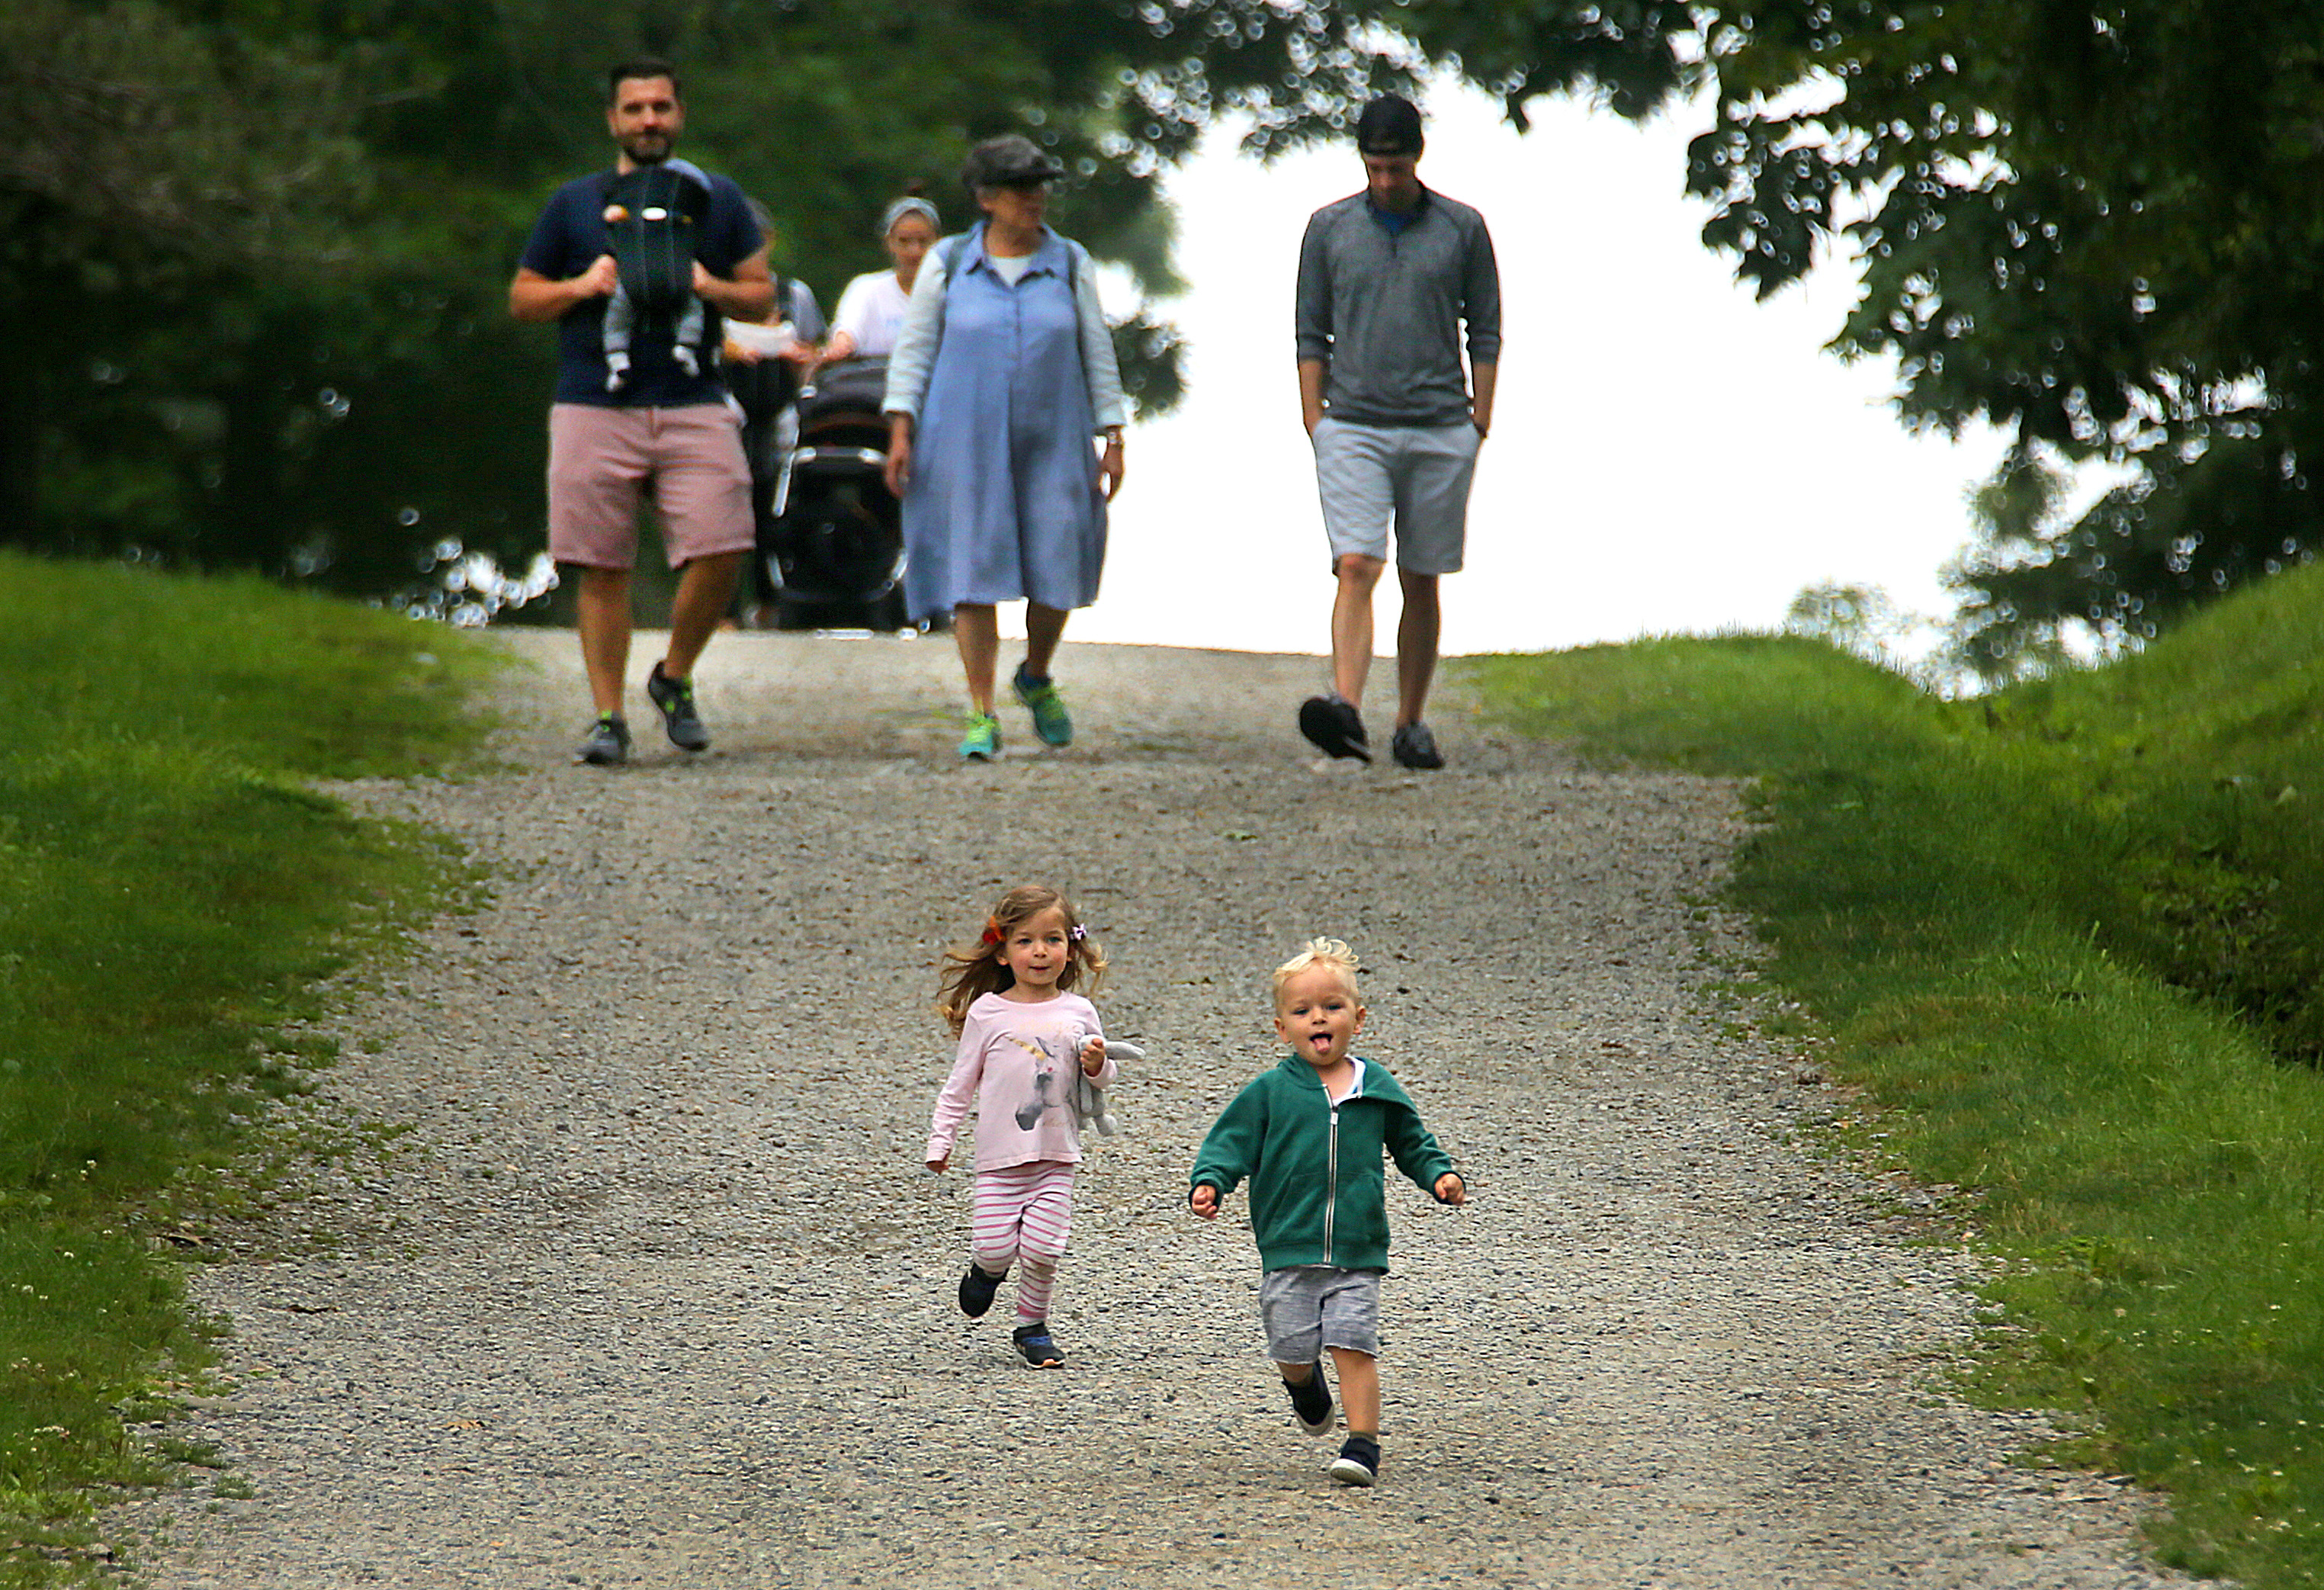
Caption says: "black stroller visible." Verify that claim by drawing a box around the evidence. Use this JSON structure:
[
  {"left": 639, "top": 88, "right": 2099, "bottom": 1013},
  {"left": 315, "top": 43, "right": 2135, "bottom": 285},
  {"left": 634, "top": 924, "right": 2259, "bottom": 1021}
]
[{"left": 740, "top": 355, "right": 913, "bottom": 631}]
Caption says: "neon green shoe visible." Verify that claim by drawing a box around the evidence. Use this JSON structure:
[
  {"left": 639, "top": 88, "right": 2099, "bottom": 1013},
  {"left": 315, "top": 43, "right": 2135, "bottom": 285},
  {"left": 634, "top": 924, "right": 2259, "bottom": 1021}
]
[
  {"left": 1012, "top": 664, "right": 1074, "bottom": 747},
  {"left": 958, "top": 711, "right": 1001, "bottom": 761}
]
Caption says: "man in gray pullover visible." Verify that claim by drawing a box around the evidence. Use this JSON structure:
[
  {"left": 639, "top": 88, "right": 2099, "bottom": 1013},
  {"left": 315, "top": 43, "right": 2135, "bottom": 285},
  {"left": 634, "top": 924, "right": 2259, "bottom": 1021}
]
[{"left": 1294, "top": 95, "right": 1501, "bottom": 769}]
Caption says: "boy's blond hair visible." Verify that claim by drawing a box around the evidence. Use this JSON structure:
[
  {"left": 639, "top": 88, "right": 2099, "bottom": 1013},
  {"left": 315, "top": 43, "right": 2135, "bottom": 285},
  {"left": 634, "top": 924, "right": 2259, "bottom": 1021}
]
[{"left": 1271, "top": 936, "right": 1362, "bottom": 1006}]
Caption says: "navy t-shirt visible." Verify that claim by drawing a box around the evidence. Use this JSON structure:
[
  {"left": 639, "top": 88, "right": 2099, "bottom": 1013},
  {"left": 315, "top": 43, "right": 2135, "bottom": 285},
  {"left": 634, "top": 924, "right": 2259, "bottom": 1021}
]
[{"left": 518, "top": 167, "right": 763, "bottom": 407}]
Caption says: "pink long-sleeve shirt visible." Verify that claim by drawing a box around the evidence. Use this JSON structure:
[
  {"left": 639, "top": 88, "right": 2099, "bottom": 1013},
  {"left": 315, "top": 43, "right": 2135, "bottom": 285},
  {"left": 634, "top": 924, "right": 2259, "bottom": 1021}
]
[{"left": 926, "top": 991, "right": 1114, "bottom": 1172}]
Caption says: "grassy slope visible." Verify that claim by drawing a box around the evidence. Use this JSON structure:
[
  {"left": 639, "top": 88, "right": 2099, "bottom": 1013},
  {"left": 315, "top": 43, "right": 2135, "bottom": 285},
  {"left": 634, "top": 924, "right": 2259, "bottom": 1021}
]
[
  {"left": 0, "top": 553, "right": 496, "bottom": 1585},
  {"left": 1464, "top": 562, "right": 2324, "bottom": 1588}
]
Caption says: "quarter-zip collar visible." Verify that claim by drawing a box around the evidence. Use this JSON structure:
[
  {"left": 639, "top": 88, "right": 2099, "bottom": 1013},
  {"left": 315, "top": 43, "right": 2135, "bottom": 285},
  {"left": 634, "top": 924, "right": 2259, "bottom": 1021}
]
[{"left": 1366, "top": 184, "right": 1432, "bottom": 237}]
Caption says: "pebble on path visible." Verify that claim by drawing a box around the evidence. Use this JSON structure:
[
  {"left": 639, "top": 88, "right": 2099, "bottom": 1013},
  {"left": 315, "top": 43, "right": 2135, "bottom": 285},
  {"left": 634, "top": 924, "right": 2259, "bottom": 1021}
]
[{"left": 109, "top": 631, "right": 2189, "bottom": 1590}]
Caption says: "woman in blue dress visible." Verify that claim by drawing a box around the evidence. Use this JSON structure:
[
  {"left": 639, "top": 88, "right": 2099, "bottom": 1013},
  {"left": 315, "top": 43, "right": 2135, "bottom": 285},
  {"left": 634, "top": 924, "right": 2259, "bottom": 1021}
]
[{"left": 882, "top": 136, "right": 1128, "bottom": 760}]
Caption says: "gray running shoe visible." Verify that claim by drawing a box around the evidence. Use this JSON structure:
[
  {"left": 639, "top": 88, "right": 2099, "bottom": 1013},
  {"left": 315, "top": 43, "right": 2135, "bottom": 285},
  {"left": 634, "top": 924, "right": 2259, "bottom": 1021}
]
[
  {"left": 1297, "top": 695, "right": 1370, "bottom": 761},
  {"left": 1391, "top": 721, "right": 1445, "bottom": 769},
  {"left": 576, "top": 713, "right": 631, "bottom": 766},
  {"left": 647, "top": 661, "right": 710, "bottom": 752}
]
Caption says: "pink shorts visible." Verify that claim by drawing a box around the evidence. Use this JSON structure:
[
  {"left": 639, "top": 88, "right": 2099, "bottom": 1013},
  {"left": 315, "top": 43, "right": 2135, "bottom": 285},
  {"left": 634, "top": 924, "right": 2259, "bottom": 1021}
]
[{"left": 546, "top": 402, "right": 754, "bottom": 570}]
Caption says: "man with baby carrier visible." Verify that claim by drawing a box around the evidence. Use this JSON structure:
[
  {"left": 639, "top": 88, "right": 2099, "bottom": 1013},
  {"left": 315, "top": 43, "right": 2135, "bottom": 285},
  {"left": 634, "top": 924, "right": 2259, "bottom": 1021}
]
[{"left": 510, "top": 58, "right": 774, "bottom": 766}]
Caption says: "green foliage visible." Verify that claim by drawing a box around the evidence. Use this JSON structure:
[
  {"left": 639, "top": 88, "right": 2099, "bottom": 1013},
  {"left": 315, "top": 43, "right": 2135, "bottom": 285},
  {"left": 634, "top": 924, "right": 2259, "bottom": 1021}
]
[
  {"left": 1273, "top": 0, "right": 2324, "bottom": 660},
  {"left": 0, "top": 551, "right": 493, "bottom": 1581},
  {"left": 17, "top": 0, "right": 1391, "bottom": 595},
  {"left": 1464, "top": 559, "right": 2324, "bottom": 1586},
  {"left": 1992, "top": 561, "right": 2324, "bottom": 1060}
]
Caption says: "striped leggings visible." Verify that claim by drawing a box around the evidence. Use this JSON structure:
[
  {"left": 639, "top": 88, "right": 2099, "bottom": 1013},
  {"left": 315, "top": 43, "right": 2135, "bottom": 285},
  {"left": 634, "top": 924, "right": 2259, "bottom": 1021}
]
[{"left": 971, "top": 1160, "right": 1076, "bottom": 1324}]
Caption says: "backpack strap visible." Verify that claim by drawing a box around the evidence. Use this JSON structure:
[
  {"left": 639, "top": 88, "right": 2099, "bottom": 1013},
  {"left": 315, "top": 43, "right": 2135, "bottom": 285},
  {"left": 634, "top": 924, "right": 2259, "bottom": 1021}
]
[{"left": 910, "top": 229, "right": 1100, "bottom": 410}]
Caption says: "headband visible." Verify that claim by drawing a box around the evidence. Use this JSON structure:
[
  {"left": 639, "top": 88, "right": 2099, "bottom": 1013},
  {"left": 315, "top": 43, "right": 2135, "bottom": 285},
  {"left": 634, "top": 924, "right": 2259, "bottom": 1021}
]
[{"left": 879, "top": 197, "right": 941, "bottom": 237}]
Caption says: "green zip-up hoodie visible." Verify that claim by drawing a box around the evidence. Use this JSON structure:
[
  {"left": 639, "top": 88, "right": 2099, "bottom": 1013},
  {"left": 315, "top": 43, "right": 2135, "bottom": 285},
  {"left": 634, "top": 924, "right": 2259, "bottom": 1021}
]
[{"left": 1189, "top": 1053, "right": 1457, "bottom": 1274}]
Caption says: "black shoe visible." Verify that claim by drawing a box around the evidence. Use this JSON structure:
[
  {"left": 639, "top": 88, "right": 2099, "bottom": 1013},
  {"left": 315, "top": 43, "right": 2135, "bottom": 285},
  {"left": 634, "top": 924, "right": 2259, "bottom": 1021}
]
[
  {"left": 1012, "top": 1322, "right": 1064, "bottom": 1368},
  {"left": 1329, "top": 1434, "right": 1380, "bottom": 1486},
  {"left": 1284, "top": 1367, "right": 1336, "bottom": 1437},
  {"left": 647, "top": 660, "right": 710, "bottom": 752},
  {"left": 576, "top": 713, "right": 631, "bottom": 766},
  {"left": 1298, "top": 695, "right": 1371, "bottom": 761},
  {"left": 1391, "top": 721, "right": 1445, "bottom": 770},
  {"left": 958, "top": 1264, "right": 1004, "bottom": 1319}
]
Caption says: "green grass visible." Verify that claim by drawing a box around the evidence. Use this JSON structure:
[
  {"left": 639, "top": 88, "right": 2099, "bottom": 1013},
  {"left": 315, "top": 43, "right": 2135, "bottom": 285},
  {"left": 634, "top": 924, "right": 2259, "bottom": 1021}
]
[
  {"left": 0, "top": 551, "right": 496, "bottom": 1584},
  {"left": 1463, "top": 563, "right": 2324, "bottom": 1587}
]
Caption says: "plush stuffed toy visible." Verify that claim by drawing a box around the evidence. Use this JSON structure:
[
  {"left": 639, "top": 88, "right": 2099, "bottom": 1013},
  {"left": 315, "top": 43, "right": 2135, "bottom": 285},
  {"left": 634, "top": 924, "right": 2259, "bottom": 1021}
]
[{"left": 1069, "top": 1032, "right": 1142, "bottom": 1136}]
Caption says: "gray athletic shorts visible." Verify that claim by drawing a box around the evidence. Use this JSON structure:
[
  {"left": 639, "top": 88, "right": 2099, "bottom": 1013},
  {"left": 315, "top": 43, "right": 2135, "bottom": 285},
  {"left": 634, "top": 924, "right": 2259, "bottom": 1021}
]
[
  {"left": 1311, "top": 416, "right": 1481, "bottom": 576},
  {"left": 1260, "top": 1265, "right": 1382, "bottom": 1363}
]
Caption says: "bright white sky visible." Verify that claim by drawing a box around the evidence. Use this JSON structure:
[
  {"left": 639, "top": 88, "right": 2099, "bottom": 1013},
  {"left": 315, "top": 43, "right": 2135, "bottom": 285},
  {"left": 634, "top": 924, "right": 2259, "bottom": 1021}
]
[{"left": 1068, "top": 84, "right": 2013, "bottom": 659}]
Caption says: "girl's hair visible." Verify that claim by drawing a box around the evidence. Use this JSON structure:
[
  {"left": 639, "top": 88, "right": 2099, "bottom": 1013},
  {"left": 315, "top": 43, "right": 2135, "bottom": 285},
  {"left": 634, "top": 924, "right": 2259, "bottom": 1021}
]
[
  {"left": 936, "top": 884, "right": 1106, "bottom": 1034},
  {"left": 1271, "top": 937, "right": 1362, "bottom": 1005}
]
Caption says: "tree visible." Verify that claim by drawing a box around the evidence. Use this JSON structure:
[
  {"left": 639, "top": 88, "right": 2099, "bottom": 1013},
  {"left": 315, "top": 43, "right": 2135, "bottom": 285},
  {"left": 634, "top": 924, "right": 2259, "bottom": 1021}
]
[
  {"left": 0, "top": 0, "right": 371, "bottom": 551},
  {"left": 1146, "top": 0, "right": 2324, "bottom": 670},
  {"left": 1668, "top": 0, "right": 2324, "bottom": 674},
  {"left": 17, "top": 0, "right": 1390, "bottom": 599}
]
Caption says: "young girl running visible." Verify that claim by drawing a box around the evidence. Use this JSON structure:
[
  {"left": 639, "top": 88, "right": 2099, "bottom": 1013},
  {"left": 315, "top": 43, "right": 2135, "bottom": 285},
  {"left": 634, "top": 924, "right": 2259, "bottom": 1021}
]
[{"left": 925, "top": 884, "right": 1116, "bottom": 1368}]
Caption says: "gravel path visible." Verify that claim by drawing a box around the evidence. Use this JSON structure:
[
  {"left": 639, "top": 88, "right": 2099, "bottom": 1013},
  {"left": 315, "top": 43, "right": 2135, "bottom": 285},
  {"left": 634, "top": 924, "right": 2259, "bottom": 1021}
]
[{"left": 114, "top": 630, "right": 2188, "bottom": 1588}]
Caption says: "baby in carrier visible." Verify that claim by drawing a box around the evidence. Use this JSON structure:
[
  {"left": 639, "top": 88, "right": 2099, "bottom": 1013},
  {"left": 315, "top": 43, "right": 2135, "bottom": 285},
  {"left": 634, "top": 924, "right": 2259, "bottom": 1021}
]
[{"left": 601, "top": 157, "right": 714, "bottom": 390}]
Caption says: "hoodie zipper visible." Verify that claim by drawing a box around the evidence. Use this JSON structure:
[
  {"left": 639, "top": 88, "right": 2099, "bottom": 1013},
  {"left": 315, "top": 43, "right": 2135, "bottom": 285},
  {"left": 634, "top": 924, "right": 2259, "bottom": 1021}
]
[{"left": 1323, "top": 1098, "right": 1341, "bottom": 1261}]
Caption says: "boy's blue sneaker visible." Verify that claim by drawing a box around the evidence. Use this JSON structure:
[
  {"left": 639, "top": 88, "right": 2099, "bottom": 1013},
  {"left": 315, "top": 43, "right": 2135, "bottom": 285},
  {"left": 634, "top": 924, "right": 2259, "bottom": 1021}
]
[
  {"left": 1284, "top": 1367, "right": 1336, "bottom": 1436},
  {"left": 1012, "top": 664, "right": 1073, "bottom": 747},
  {"left": 1329, "top": 1434, "right": 1379, "bottom": 1486}
]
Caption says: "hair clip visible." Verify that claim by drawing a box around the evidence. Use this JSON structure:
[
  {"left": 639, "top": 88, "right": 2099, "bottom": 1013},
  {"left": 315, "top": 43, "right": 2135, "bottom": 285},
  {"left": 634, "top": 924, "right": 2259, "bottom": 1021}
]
[
  {"left": 1067, "top": 923, "right": 1087, "bottom": 943},
  {"left": 981, "top": 918, "right": 1003, "bottom": 946}
]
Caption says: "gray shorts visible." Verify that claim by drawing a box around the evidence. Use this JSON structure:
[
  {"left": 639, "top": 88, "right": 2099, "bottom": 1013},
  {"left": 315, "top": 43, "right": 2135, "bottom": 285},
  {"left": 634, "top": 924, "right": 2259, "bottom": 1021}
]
[
  {"left": 1259, "top": 1265, "right": 1382, "bottom": 1363},
  {"left": 1311, "top": 416, "right": 1481, "bottom": 576}
]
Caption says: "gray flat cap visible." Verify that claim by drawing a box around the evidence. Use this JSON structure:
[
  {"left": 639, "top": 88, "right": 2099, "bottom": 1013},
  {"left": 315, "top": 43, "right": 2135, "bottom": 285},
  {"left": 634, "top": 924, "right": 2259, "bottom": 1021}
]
[{"left": 963, "top": 134, "right": 1065, "bottom": 189}]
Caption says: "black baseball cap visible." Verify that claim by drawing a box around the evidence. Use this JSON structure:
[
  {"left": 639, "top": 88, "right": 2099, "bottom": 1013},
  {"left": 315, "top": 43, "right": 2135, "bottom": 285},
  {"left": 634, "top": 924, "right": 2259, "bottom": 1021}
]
[{"left": 1356, "top": 95, "right": 1424, "bottom": 156}]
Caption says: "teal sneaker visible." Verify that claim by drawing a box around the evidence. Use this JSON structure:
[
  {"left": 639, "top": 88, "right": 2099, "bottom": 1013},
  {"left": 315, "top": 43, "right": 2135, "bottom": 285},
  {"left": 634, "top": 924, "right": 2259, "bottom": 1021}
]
[
  {"left": 959, "top": 711, "right": 1001, "bottom": 761},
  {"left": 1012, "top": 664, "right": 1074, "bottom": 747}
]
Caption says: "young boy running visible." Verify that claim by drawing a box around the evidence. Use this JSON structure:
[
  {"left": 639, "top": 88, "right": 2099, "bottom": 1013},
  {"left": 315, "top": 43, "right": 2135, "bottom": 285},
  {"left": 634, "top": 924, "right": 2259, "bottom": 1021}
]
[{"left": 1188, "top": 937, "right": 1466, "bottom": 1486}]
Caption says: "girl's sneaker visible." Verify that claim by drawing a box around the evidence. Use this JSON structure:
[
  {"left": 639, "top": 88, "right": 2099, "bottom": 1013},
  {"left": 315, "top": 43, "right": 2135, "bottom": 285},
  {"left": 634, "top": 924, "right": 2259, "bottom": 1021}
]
[
  {"left": 1328, "top": 1434, "right": 1379, "bottom": 1487},
  {"left": 1011, "top": 1322, "right": 1064, "bottom": 1368},
  {"left": 958, "top": 1264, "right": 1004, "bottom": 1319},
  {"left": 959, "top": 711, "right": 1001, "bottom": 761}
]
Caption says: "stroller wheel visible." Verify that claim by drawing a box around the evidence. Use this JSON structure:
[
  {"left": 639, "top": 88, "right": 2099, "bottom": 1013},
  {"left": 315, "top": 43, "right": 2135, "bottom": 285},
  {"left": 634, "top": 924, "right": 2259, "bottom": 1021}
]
[
  {"left": 868, "top": 586, "right": 910, "bottom": 633},
  {"left": 772, "top": 591, "right": 830, "bottom": 631}
]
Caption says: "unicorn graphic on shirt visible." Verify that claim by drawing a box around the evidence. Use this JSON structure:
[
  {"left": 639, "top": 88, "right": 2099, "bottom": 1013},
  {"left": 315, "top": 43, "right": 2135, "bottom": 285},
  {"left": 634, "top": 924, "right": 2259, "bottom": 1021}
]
[{"left": 1009, "top": 1033, "right": 1064, "bottom": 1129}]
